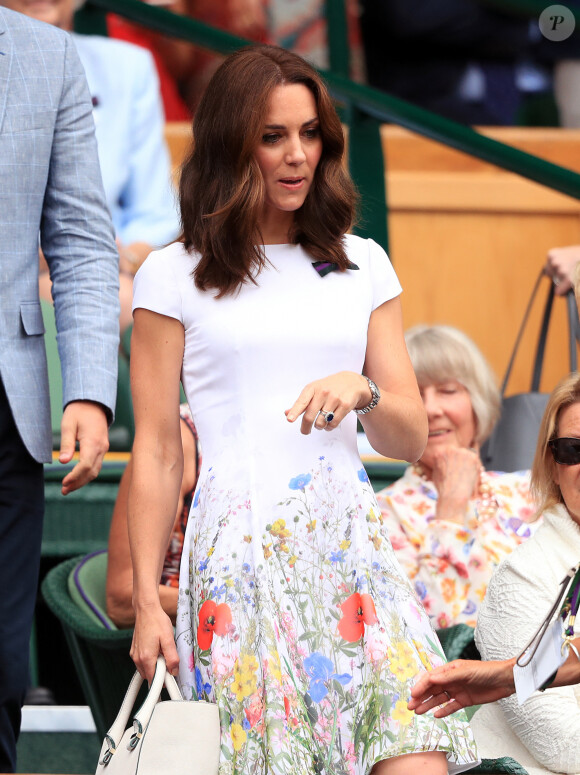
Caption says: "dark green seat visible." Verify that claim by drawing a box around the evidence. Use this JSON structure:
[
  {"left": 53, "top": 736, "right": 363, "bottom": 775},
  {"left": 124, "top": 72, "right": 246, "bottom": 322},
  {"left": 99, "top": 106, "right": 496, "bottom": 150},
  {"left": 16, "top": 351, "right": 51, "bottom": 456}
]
[
  {"left": 436, "top": 623, "right": 479, "bottom": 662},
  {"left": 41, "top": 555, "right": 137, "bottom": 740},
  {"left": 366, "top": 460, "right": 406, "bottom": 492},
  {"left": 41, "top": 300, "right": 135, "bottom": 451}
]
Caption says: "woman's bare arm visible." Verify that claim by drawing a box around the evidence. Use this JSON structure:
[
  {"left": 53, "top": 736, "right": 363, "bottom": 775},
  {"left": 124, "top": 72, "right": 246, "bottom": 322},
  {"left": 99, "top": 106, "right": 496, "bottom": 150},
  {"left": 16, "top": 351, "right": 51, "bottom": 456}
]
[
  {"left": 128, "top": 307, "right": 185, "bottom": 681},
  {"left": 106, "top": 418, "right": 197, "bottom": 627}
]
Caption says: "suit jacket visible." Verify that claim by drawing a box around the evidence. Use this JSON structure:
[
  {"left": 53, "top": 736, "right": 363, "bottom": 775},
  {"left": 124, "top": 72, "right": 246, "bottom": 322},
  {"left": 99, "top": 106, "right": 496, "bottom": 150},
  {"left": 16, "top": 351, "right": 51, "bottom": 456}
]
[{"left": 0, "top": 8, "right": 119, "bottom": 463}]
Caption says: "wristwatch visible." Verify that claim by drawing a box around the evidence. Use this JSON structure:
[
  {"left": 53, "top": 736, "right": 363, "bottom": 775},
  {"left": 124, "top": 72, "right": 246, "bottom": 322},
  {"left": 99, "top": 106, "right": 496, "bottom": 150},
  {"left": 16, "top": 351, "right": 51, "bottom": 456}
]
[{"left": 354, "top": 376, "right": 380, "bottom": 415}]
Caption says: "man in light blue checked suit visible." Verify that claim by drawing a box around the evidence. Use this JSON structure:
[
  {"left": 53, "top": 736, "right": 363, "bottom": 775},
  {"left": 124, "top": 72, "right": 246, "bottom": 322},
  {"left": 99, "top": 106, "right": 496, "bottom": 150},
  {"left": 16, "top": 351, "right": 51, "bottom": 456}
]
[{"left": 0, "top": 7, "right": 119, "bottom": 770}]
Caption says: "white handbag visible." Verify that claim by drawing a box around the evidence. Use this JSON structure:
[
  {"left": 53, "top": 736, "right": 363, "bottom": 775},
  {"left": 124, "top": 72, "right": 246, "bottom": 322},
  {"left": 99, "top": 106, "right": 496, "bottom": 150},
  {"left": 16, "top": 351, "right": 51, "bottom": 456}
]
[{"left": 95, "top": 656, "right": 220, "bottom": 775}]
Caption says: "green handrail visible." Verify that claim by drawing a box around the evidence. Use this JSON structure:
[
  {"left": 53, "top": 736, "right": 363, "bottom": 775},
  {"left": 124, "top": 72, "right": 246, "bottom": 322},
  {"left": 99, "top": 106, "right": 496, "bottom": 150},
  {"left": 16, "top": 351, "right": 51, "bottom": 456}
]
[
  {"left": 325, "top": 0, "right": 349, "bottom": 78},
  {"left": 81, "top": 0, "right": 580, "bottom": 249}
]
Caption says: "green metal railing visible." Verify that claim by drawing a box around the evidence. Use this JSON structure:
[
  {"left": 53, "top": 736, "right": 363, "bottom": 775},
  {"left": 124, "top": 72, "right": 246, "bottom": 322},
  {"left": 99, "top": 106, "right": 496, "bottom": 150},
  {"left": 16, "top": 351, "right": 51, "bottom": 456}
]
[{"left": 79, "top": 0, "right": 580, "bottom": 251}]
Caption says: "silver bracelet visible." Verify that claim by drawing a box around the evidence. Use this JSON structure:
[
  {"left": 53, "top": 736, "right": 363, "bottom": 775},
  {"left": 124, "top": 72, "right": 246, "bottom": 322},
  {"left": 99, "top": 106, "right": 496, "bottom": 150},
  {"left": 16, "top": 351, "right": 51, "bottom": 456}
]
[{"left": 354, "top": 376, "right": 380, "bottom": 415}]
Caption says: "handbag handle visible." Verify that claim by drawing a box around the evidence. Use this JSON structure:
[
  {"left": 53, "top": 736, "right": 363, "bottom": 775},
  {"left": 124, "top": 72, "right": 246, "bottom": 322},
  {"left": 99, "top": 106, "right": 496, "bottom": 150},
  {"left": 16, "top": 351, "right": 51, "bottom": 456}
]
[
  {"left": 501, "top": 270, "right": 579, "bottom": 396},
  {"left": 100, "top": 656, "right": 182, "bottom": 765}
]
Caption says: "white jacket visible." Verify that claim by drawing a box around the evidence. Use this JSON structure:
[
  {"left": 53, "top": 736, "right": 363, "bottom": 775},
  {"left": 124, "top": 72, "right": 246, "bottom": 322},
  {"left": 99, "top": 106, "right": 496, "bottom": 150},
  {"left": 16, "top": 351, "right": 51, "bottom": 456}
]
[{"left": 475, "top": 504, "right": 580, "bottom": 774}]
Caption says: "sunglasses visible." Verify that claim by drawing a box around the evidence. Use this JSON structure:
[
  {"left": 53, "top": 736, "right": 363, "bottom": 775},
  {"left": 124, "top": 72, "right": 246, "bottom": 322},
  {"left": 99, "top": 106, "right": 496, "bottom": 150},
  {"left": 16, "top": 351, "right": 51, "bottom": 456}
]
[{"left": 549, "top": 437, "right": 580, "bottom": 465}]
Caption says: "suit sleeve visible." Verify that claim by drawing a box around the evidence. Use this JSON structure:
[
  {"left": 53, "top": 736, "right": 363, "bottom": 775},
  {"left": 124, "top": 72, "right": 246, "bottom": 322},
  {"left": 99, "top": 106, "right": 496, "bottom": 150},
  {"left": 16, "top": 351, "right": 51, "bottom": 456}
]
[
  {"left": 115, "top": 47, "right": 180, "bottom": 247},
  {"left": 41, "top": 34, "right": 120, "bottom": 420}
]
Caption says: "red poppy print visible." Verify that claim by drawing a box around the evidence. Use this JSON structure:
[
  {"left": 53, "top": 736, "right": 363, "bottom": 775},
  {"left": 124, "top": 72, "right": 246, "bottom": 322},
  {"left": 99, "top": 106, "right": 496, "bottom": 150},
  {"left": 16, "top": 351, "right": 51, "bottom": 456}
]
[
  {"left": 197, "top": 600, "right": 232, "bottom": 650},
  {"left": 337, "top": 592, "right": 378, "bottom": 642}
]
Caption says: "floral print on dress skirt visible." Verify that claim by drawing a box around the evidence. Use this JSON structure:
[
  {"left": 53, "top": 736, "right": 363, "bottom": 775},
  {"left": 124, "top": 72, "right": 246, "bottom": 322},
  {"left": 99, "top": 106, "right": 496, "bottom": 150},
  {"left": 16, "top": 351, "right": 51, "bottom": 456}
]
[{"left": 176, "top": 456, "right": 478, "bottom": 775}]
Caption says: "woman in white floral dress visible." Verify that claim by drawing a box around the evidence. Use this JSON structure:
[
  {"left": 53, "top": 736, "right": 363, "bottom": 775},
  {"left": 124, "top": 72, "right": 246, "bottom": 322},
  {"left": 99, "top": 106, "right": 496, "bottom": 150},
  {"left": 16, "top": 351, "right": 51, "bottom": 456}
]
[{"left": 128, "top": 45, "right": 478, "bottom": 775}]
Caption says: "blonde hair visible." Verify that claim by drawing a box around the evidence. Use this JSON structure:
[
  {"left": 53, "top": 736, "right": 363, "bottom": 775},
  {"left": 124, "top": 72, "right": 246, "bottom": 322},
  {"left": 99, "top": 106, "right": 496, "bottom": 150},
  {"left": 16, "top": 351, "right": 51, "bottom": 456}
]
[
  {"left": 405, "top": 325, "right": 500, "bottom": 444},
  {"left": 531, "top": 372, "right": 580, "bottom": 515}
]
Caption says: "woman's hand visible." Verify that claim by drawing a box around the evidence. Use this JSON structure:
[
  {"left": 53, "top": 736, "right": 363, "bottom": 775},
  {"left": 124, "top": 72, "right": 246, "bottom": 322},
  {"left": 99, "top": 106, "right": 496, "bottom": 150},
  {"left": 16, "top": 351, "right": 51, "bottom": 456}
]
[
  {"left": 408, "top": 658, "right": 516, "bottom": 718},
  {"left": 130, "top": 602, "right": 179, "bottom": 684},
  {"left": 285, "top": 371, "right": 371, "bottom": 435},
  {"left": 544, "top": 244, "right": 580, "bottom": 296},
  {"left": 431, "top": 447, "right": 480, "bottom": 523}
]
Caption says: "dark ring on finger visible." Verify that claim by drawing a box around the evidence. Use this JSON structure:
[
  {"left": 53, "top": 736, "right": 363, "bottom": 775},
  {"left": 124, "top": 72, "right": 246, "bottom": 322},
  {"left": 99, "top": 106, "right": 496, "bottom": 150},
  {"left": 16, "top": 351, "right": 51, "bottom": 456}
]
[{"left": 319, "top": 410, "right": 334, "bottom": 423}]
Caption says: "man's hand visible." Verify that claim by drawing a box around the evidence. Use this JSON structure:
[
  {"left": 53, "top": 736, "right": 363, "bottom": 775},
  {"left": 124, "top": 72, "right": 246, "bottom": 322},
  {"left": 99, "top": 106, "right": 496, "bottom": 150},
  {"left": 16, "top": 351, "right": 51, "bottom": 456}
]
[{"left": 59, "top": 401, "right": 109, "bottom": 495}]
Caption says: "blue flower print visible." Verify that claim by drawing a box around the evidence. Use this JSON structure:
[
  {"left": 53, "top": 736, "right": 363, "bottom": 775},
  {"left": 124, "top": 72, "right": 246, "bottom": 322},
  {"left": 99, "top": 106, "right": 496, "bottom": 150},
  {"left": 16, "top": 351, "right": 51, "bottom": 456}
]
[
  {"left": 303, "top": 653, "right": 352, "bottom": 703},
  {"left": 193, "top": 488, "right": 200, "bottom": 508},
  {"left": 195, "top": 667, "right": 212, "bottom": 698},
  {"left": 330, "top": 550, "right": 345, "bottom": 564},
  {"left": 242, "top": 717, "right": 251, "bottom": 731},
  {"left": 414, "top": 580, "right": 427, "bottom": 600},
  {"left": 357, "top": 468, "right": 369, "bottom": 483},
  {"left": 198, "top": 559, "right": 209, "bottom": 572},
  {"left": 289, "top": 473, "right": 312, "bottom": 491},
  {"left": 462, "top": 599, "right": 476, "bottom": 615}
]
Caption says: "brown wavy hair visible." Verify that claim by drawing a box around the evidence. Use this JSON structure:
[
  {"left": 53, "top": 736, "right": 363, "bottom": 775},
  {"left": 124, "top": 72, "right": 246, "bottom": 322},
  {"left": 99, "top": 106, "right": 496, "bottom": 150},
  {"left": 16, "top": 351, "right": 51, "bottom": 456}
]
[{"left": 179, "top": 45, "right": 357, "bottom": 297}]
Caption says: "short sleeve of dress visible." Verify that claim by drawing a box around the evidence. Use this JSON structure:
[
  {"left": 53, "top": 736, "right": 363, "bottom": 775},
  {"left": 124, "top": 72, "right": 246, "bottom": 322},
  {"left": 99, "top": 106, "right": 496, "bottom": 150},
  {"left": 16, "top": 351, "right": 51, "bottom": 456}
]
[
  {"left": 367, "top": 238, "right": 402, "bottom": 311},
  {"left": 132, "top": 246, "right": 182, "bottom": 323}
]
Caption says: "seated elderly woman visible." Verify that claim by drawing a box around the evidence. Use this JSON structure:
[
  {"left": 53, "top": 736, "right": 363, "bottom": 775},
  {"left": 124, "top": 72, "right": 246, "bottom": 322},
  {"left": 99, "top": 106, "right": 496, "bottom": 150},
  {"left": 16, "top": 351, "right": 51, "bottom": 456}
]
[
  {"left": 106, "top": 405, "right": 199, "bottom": 627},
  {"left": 376, "top": 325, "right": 536, "bottom": 629}
]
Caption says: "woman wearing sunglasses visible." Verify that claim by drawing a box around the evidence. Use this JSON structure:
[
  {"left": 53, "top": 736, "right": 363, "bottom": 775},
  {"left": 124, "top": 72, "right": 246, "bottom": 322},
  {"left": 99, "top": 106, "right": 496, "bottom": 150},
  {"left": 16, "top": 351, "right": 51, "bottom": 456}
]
[{"left": 409, "top": 372, "right": 580, "bottom": 774}]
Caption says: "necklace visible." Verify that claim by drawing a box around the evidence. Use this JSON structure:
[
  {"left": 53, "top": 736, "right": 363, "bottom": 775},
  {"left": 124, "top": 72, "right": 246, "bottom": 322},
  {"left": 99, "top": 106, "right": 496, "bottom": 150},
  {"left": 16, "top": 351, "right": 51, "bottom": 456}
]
[{"left": 412, "top": 461, "right": 498, "bottom": 521}]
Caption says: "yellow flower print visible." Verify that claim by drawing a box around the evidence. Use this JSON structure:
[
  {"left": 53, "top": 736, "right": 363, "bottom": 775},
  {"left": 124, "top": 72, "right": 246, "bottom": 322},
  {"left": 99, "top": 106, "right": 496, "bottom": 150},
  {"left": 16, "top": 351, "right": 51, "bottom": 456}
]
[
  {"left": 306, "top": 519, "right": 316, "bottom": 532},
  {"left": 392, "top": 699, "right": 414, "bottom": 726},
  {"left": 263, "top": 543, "right": 272, "bottom": 559},
  {"left": 243, "top": 535, "right": 252, "bottom": 543},
  {"left": 279, "top": 543, "right": 289, "bottom": 553},
  {"left": 230, "top": 655, "right": 258, "bottom": 701},
  {"left": 370, "top": 531, "right": 382, "bottom": 550},
  {"left": 475, "top": 584, "right": 487, "bottom": 602},
  {"left": 207, "top": 547, "right": 215, "bottom": 557},
  {"left": 412, "top": 640, "right": 432, "bottom": 671},
  {"left": 269, "top": 519, "right": 291, "bottom": 539},
  {"left": 367, "top": 508, "right": 378, "bottom": 523},
  {"left": 340, "top": 539, "right": 351, "bottom": 551},
  {"left": 230, "top": 723, "right": 247, "bottom": 752},
  {"left": 240, "top": 654, "right": 258, "bottom": 674},
  {"left": 230, "top": 674, "right": 247, "bottom": 702},
  {"left": 388, "top": 642, "right": 418, "bottom": 682},
  {"left": 225, "top": 578, "right": 234, "bottom": 587},
  {"left": 394, "top": 641, "right": 416, "bottom": 663},
  {"left": 268, "top": 652, "right": 282, "bottom": 682},
  {"left": 288, "top": 555, "right": 298, "bottom": 567}
]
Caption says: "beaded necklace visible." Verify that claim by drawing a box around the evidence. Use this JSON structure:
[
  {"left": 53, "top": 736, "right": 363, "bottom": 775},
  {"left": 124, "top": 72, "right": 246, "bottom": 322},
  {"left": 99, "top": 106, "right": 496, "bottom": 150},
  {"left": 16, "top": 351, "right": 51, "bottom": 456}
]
[{"left": 412, "top": 461, "right": 498, "bottom": 521}]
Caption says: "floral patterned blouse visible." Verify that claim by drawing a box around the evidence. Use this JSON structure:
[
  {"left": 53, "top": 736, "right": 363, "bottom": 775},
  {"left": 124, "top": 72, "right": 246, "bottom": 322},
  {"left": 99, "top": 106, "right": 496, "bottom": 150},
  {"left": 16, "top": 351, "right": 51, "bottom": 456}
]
[
  {"left": 160, "top": 404, "right": 200, "bottom": 588},
  {"left": 376, "top": 466, "right": 538, "bottom": 628}
]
